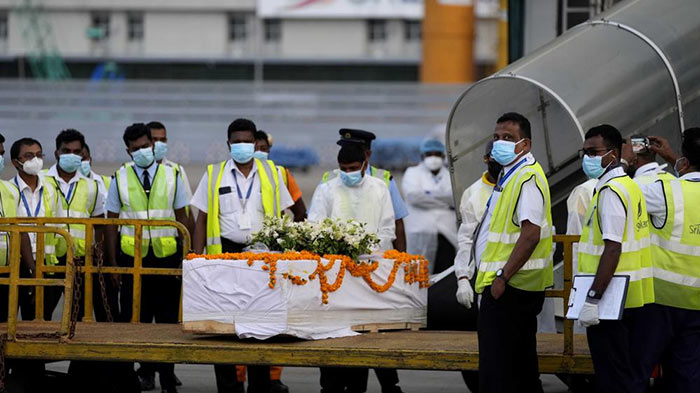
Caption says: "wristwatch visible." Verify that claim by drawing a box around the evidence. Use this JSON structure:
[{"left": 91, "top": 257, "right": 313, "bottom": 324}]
[
  {"left": 587, "top": 289, "right": 602, "bottom": 300},
  {"left": 495, "top": 269, "right": 508, "bottom": 283}
]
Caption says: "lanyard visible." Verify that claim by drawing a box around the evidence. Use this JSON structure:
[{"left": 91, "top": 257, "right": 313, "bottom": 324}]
[
  {"left": 56, "top": 181, "right": 76, "bottom": 206},
  {"left": 14, "top": 177, "right": 43, "bottom": 217},
  {"left": 232, "top": 170, "right": 256, "bottom": 212},
  {"left": 486, "top": 157, "right": 528, "bottom": 209}
]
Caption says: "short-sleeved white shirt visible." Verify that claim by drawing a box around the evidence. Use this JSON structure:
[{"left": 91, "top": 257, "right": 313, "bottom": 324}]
[
  {"left": 190, "top": 160, "right": 294, "bottom": 244},
  {"left": 594, "top": 167, "right": 628, "bottom": 244}
]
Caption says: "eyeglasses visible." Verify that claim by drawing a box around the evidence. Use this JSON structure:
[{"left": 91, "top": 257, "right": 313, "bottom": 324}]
[
  {"left": 18, "top": 152, "right": 44, "bottom": 161},
  {"left": 578, "top": 148, "right": 609, "bottom": 159}
]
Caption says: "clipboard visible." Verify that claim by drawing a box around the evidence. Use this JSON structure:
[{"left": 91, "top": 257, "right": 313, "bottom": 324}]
[{"left": 565, "top": 275, "right": 629, "bottom": 321}]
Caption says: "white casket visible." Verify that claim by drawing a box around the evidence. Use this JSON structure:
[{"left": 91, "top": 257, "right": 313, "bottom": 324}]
[{"left": 182, "top": 255, "right": 427, "bottom": 340}]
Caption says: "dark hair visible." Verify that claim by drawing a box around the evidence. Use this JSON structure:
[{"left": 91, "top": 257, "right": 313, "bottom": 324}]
[
  {"left": 123, "top": 123, "right": 152, "bottom": 147},
  {"left": 146, "top": 121, "right": 166, "bottom": 130},
  {"left": 682, "top": 127, "right": 700, "bottom": 169},
  {"left": 227, "top": 118, "right": 257, "bottom": 140},
  {"left": 338, "top": 143, "right": 366, "bottom": 164},
  {"left": 83, "top": 143, "right": 91, "bottom": 156},
  {"left": 0, "top": 134, "right": 4, "bottom": 144},
  {"left": 56, "top": 129, "right": 86, "bottom": 150},
  {"left": 585, "top": 124, "right": 623, "bottom": 154},
  {"left": 255, "top": 130, "right": 269, "bottom": 142},
  {"left": 11, "top": 138, "right": 42, "bottom": 160},
  {"left": 497, "top": 112, "right": 531, "bottom": 139}
]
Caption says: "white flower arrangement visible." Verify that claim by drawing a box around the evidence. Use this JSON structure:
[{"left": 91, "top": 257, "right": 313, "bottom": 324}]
[{"left": 251, "top": 216, "right": 379, "bottom": 260}]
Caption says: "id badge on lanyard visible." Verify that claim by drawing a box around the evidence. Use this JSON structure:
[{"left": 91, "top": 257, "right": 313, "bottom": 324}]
[{"left": 233, "top": 171, "right": 255, "bottom": 230}]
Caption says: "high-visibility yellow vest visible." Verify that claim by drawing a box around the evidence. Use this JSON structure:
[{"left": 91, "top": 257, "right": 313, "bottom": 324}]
[
  {"left": 45, "top": 176, "right": 98, "bottom": 258},
  {"left": 205, "top": 159, "right": 281, "bottom": 255},
  {"left": 322, "top": 166, "right": 391, "bottom": 187},
  {"left": 101, "top": 175, "right": 112, "bottom": 192},
  {"left": 475, "top": 161, "right": 554, "bottom": 293},
  {"left": 277, "top": 165, "right": 289, "bottom": 187},
  {"left": 635, "top": 169, "right": 675, "bottom": 186},
  {"left": 115, "top": 164, "right": 178, "bottom": 258},
  {"left": 578, "top": 175, "right": 654, "bottom": 309},
  {"left": 14, "top": 177, "right": 60, "bottom": 267},
  {"left": 0, "top": 180, "right": 19, "bottom": 266},
  {"left": 649, "top": 176, "right": 700, "bottom": 310}
]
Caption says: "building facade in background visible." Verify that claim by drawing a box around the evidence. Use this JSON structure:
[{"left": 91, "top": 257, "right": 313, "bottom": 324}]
[{"left": 0, "top": 0, "right": 614, "bottom": 81}]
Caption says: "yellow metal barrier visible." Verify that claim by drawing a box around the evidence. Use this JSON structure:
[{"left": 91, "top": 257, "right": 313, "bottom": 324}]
[
  {"left": 0, "top": 225, "right": 76, "bottom": 342},
  {"left": 549, "top": 234, "right": 579, "bottom": 358},
  {"left": 0, "top": 218, "right": 190, "bottom": 329}
]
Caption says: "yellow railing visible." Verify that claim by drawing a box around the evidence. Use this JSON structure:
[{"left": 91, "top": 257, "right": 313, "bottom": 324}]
[
  {"left": 549, "top": 234, "right": 579, "bottom": 356},
  {"left": 0, "top": 224, "right": 76, "bottom": 342},
  {"left": 0, "top": 218, "right": 190, "bottom": 329}
]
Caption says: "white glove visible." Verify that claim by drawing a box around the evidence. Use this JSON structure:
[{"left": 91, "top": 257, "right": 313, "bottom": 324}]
[
  {"left": 578, "top": 301, "right": 600, "bottom": 328},
  {"left": 456, "top": 279, "right": 475, "bottom": 309}
]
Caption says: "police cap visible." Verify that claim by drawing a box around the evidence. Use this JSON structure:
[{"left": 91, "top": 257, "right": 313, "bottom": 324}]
[{"left": 337, "top": 128, "right": 376, "bottom": 147}]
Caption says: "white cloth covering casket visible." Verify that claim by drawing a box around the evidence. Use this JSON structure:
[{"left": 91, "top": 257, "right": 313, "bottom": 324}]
[{"left": 183, "top": 258, "right": 427, "bottom": 340}]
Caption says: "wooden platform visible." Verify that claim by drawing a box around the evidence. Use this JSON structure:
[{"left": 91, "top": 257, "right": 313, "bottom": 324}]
[{"left": 1, "top": 322, "right": 593, "bottom": 374}]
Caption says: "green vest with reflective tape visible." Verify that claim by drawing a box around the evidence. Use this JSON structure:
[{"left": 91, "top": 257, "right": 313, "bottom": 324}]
[
  {"left": 578, "top": 175, "right": 654, "bottom": 309},
  {"left": 0, "top": 180, "right": 19, "bottom": 266},
  {"left": 205, "top": 159, "right": 282, "bottom": 255},
  {"left": 115, "top": 164, "right": 178, "bottom": 258},
  {"left": 649, "top": 176, "right": 700, "bottom": 310},
  {"left": 278, "top": 165, "right": 289, "bottom": 187},
  {"left": 15, "top": 177, "right": 60, "bottom": 267},
  {"left": 45, "top": 176, "right": 98, "bottom": 258},
  {"left": 322, "top": 166, "right": 391, "bottom": 187},
  {"left": 101, "top": 175, "right": 112, "bottom": 192},
  {"left": 635, "top": 169, "right": 675, "bottom": 186},
  {"left": 475, "top": 161, "right": 553, "bottom": 293}
]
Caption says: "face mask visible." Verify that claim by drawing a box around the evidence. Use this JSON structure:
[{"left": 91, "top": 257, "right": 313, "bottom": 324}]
[
  {"left": 22, "top": 157, "right": 43, "bottom": 176},
  {"left": 491, "top": 139, "right": 525, "bottom": 166},
  {"left": 340, "top": 169, "right": 364, "bottom": 187},
  {"left": 132, "top": 147, "right": 155, "bottom": 168},
  {"left": 230, "top": 143, "right": 255, "bottom": 164},
  {"left": 423, "top": 156, "right": 444, "bottom": 171},
  {"left": 582, "top": 150, "right": 612, "bottom": 179},
  {"left": 0, "top": 156, "right": 4, "bottom": 173},
  {"left": 487, "top": 159, "right": 503, "bottom": 180},
  {"left": 80, "top": 160, "right": 91, "bottom": 177},
  {"left": 58, "top": 153, "right": 82, "bottom": 173},
  {"left": 673, "top": 157, "right": 686, "bottom": 177},
  {"left": 154, "top": 141, "right": 168, "bottom": 161},
  {"left": 253, "top": 151, "right": 269, "bottom": 161}
]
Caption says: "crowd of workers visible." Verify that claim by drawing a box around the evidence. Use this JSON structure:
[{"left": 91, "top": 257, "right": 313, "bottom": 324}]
[{"left": 0, "top": 112, "right": 697, "bottom": 393}]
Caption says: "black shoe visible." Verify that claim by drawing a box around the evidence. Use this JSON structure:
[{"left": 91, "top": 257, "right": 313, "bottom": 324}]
[
  {"left": 381, "top": 387, "right": 403, "bottom": 393},
  {"left": 140, "top": 374, "right": 156, "bottom": 391},
  {"left": 270, "top": 380, "right": 290, "bottom": 393},
  {"left": 161, "top": 389, "right": 178, "bottom": 393},
  {"left": 174, "top": 373, "right": 182, "bottom": 386}
]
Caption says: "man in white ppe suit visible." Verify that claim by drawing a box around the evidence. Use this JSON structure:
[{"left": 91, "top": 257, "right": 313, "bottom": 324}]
[{"left": 402, "top": 139, "right": 456, "bottom": 273}]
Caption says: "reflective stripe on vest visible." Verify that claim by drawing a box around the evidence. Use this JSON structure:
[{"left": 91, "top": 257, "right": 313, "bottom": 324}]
[
  {"left": 322, "top": 166, "right": 391, "bottom": 187},
  {"left": 0, "top": 181, "right": 18, "bottom": 266},
  {"left": 475, "top": 161, "right": 554, "bottom": 293},
  {"left": 116, "top": 164, "right": 178, "bottom": 258},
  {"left": 278, "top": 165, "right": 289, "bottom": 187},
  {"left": 649, "top": 177, "right": 700, "bottom": 310},
  {"left": 578, "top": 176, "right": 654, "bottom": 309},
  {"left": 46, "top": 176, "right": 98, "bottom": 257},
  {"left": 205, "top": 159, "right": 281, "bottom": 255}
]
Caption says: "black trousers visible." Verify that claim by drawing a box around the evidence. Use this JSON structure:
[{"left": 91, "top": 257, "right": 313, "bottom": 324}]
[
  {"left": 478, "top": 284, "right": 544, "bottom": 393},
  {"left": 118, "top": 246, "right": 181, "bottom": 390},
  {"left": 320, "top": 367, "right": 369, "bottom": 393},
  {"left": 629, "top": 303, "right": 700, "bottom": 393},
  {"left": 214, "top": 238, "right": 270, "bottom": 393},
  {"left": 586, "top": 305, "right": 649, "bottom": 393}
]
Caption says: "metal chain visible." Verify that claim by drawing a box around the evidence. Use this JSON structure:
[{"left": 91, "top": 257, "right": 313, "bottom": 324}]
[
  {"left": 95, "top": 241, "right": 113, "bottom": 323},
  {"left": 69, "top": 257, "right": 83, "bottom": 339}
]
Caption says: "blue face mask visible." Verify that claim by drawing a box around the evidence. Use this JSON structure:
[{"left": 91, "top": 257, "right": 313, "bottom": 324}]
[
  {"left": 132, "top": 147, "right": 155, "bottom": 168},
  {"left": 253, "top": 151, "right": 269, "bottom": 161},
  {"left": 0, "top": 155, "right": 4, "bottom": 173},
  {"left": 230, "top": 143, "right": 255, "bottom": 164},
  {"left": 58, "top": 153, "right": 82, "bottom": 173},
  {"left": 80, "top": 160, "right": 91, "bottom": 177},
  {"left": 154, "top": 141, "right": 168, "bottom": 161},
  {"left": 491, "top": 139, "right": 525, "bottom": 166},
  {"left": 340, "top": 164, "right": 365, "bottom": 187},
  {"left": 582, "top": 150, "right": 612, "bottom": 179}
]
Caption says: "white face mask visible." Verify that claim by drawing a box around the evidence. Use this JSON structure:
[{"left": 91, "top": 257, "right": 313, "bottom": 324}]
[
  {"left": 423, "top": 156, "right": 444, "bottom": 171},
  {"left": 22, "top": 157, "right": 43, "bottom": 176}
]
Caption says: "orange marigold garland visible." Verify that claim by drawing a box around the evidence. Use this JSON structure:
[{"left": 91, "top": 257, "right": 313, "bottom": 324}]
[{"left": 185, "top": 250, "right": 430, "bottom": 303}]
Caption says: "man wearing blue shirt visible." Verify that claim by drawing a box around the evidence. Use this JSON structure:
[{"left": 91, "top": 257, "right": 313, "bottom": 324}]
[{"left": 106, "top": 123, "right": 189, "bottom": 393}]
